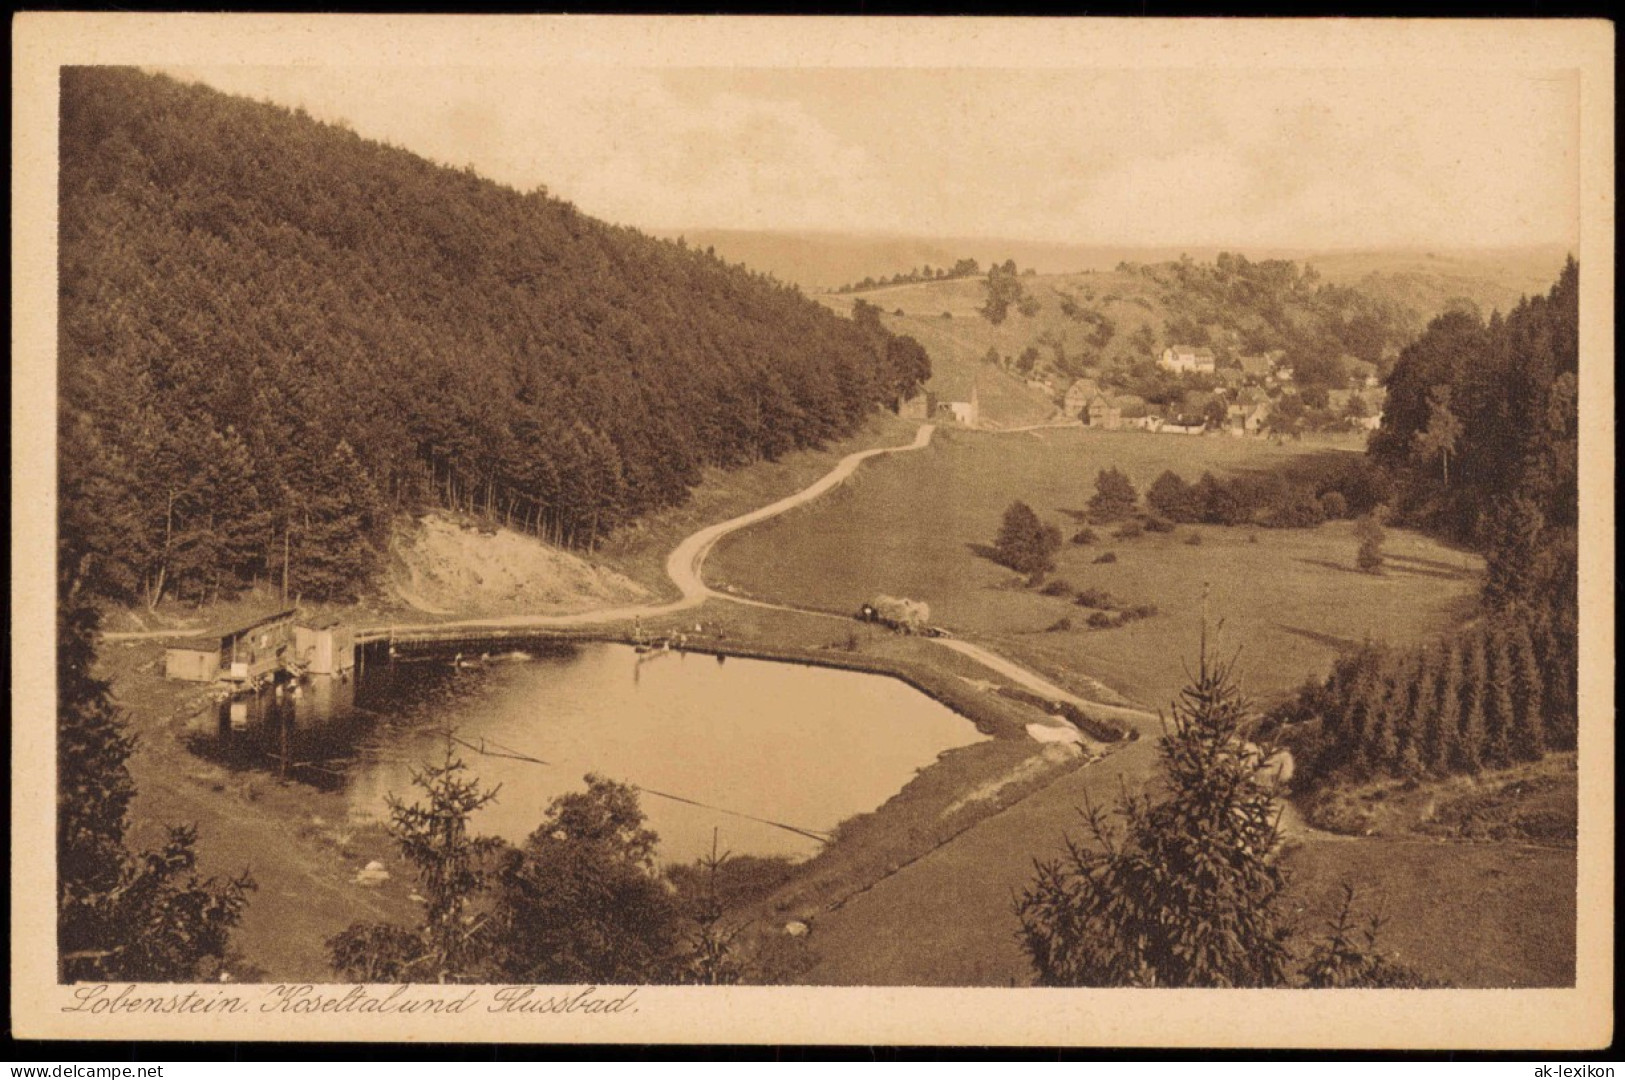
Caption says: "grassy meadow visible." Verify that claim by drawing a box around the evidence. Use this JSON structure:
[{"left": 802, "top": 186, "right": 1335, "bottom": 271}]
[{"left": 709, "top": 426, "right": 1483, "bottom": 709}]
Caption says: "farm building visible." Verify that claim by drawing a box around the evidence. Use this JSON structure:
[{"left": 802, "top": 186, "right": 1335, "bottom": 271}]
[
  {"left": 1159, "top": 345, "right": 1216, "bottom": 374},
  {"left": 1063, "top": 379, "right": 1101, "bottom": 418},
  {"left": 294, "top": 619, "right": 355, "bottom": 677},
  {"left": 1084, "top": 394, "right": 1122, "bottom": 430},
  {"left": 938, "top": 387, "right": 980, "bottom": 427},
  {"left": 1236, "top": 353, "right": 1276, "bottom": 381},
  {"left": 1227, "top": 401, "right": 1271, "bottom": 434}
]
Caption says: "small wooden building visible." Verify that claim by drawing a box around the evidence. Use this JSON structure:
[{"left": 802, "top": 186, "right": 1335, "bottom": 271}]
[
  {"left": 295, "top": 619, "right": 355, "bottom": 677},
  {"left": 223, "top": 609, "right": 299, "bottom": 682},
  {"left": 162, "top": 609, "right": 303, "bottom": 683},
  {"left": 165, "top": 640, "right": 223, "bottom": 682}
]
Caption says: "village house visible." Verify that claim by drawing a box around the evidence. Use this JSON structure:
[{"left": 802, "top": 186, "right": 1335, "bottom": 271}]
[
  {"left": 1159, "top": 345, "right": 1216, "bottom": 374},
  {"left": 1237, "top": 353, "right": 1275, "bottom": 382},
  {"left": 1226, "top": 400, "right": 1271, "bottom": 435},
  {"left": 1063, "top": 378, "right": 1101, "bottom": 418},
  {"left": 1084, "top": 394, "right": 1122, "bottom": 430},
  {"left": 939, "top": 386, "right": 980, "bottom": 427}
]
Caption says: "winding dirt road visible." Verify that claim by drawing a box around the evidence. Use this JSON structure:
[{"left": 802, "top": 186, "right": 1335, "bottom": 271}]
[{"left": 108, "top": 418, "right": 1158, "bottom": 737}]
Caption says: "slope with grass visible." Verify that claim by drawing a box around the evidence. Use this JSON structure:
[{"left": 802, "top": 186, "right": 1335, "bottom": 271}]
[{"left": 709, "top": 426, "right": 1480, "bottom": 709}]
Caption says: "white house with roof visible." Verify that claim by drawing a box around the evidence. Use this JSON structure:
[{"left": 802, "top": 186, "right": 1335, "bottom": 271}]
[{"left": 1160, "top": 345, "right": 1216, "bottom": 374}]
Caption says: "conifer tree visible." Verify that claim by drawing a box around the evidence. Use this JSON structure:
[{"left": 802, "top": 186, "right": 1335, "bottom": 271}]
[
  {"left": 1483, "top": 627, "right": 1518, "bottom": 767},
  {"left": 1017, "top": 633, "right": 1292, "bottom": 987},
  {"left": 1395, "top": 653, "right": 1426, "bottom": 778},
  {"left": 1453, "top": 637, "right": 1489, "bottom": 774},
  {"left": 1431, "top": 648, "right": 1463, "bottom": 777},
  {"left": 1088, "top": 467, "right": 1140, "bottom": 521},
  {"left": 1508, "top": 618, "right": 1547, "bottom": 761},
  {"left": 1366, "top": 674, "right": 1400, "bottom": 776}
]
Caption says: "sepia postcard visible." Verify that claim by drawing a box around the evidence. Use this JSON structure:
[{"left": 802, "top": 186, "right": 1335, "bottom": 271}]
[{"left": 11, "top": 14, "right": 1614, "bottom": 1048}]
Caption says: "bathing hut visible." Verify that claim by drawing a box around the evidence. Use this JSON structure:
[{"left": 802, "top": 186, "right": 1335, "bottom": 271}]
[
  {"left": 164, "top": 639, "right": 223, "bottom": 682},
  {"left": 295, "top": 618, "right": 356, "bottom": 677}
]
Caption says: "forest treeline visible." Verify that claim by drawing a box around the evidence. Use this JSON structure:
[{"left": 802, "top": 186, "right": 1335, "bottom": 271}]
[
  {"left": 58, "top": 68, "right": 929, "bottom": 605},
  {"left": 1274, "top": 260, "right": 1580, "bottom": 787}
]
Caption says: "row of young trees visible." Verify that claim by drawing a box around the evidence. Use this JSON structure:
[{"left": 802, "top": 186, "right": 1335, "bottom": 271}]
[
  {"left": 832, "top": 257, "right": 984, "bottom": 294},
  {"left": 59, "top": 68, "right": 929, "bottom": 606},
  {"left": 1271, "top": 614, "right": 1574, "bottom": 790}
]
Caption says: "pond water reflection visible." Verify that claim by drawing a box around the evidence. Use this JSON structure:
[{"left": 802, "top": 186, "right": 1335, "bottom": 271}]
[{"left": 186, "top": 642, "right": 985, "bottom": 863}]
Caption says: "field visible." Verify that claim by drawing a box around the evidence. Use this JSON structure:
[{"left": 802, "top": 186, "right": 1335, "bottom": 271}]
[{"left": 709, "top": 426, "right": 1482, "bottom": 709}]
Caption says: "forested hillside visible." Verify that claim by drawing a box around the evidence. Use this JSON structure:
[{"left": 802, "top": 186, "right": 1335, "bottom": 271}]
[
  {"left": 58, "top": 68, "right": 928, "bottom": 605},
  {"left": 1273, "top": 261, "right": 1581, "bottom": 790}
]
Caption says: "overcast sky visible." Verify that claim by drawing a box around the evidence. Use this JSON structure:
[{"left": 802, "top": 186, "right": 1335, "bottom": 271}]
[{"left": 159, "top": 64, "right": 1579, "bottom": 250}]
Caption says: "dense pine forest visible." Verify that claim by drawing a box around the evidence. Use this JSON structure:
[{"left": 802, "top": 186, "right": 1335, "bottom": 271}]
[
  {"left": 58, "top": 67, "right": 929, "bottom": 605},
  {"left": 1272, "top": 260, "right": 1580, "bottom": 788}
]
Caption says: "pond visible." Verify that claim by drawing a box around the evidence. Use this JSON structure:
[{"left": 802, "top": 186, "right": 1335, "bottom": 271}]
[{"left": 186, "top": 641, "right": 986, "bottom": 864}]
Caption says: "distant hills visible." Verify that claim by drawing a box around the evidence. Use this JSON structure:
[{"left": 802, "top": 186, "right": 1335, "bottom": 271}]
[{"left": 660, "top": 228, "right": 1568, "bottom": 325}]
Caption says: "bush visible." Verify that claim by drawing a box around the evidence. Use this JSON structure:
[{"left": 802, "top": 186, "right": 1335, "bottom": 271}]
[
  {"left": 1088, "top": 467, "right": 1139, "bottom": 521},
  {"left": 1113, "top": 520, "right": 1144, "bottom": 540},
  {"left": 1086, "top": 610, "right": 1120, "bottom": 629},
  {"left": 1046, "top": 616, "right": 1074, "bottom": 633},
  {"left": 994, "top": 500, "right": 1063, "bottom": 576},
  {"left": 1147, "top": 470, "right": 1200, "bottom": 522},
  {"left": 1144, "top": 515, "right": 1175, "bottom": 533},
  {"left": 1071, "top": 527, "right": 1098, "bottom": 546},
  {"left": 1093, "top": 551, "right": 1118, "bottom": 564},
  {"left": 1074, "top": 588, "right": 1116, "bottom": 609},
  {"left": 1319, "top": 490, "right": 1349, "bottom": 519},
  {"left": 1355, "top": 515, "right": 1386, "bottom": 573},
  {"left": 1184, "top": 532, "right": 1203, "bottom": 546},
  {"left": 1264, "top": 485, "right": 1327, "bottom": 529},
  {"left": 1127, "top": 604, "right": 1159, "bottom": 620},
  {"left": 1193, "top": 471, "right": 1251, "bottom": 526}
]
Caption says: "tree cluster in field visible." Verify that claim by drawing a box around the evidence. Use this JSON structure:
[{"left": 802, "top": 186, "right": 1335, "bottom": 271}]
[
  {"left": 980, "top": 260, "right": 1042, "bottom": 325},
  {"left": 58, "top": 68, "right": 930, "bottom": 607},
  {"left": 833, "top": 257, "right": 985, "bottom": 294},
  {"left": 1120, "top": 252, "right": 1419, "bottom": 388},
  {"left": 1017, "top": 641, "right": 1428, "bottom": 988},
  {"left": 327, "top": 754, "right": 792, "bottom": 986},
  {"left": 1268, "top": 612, "right": 1575, "bottom": 792}
]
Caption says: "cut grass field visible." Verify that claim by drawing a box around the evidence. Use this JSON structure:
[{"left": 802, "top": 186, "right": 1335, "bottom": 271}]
[{"left": 709, "top": 425, "right": 1483, "bottom": 710}]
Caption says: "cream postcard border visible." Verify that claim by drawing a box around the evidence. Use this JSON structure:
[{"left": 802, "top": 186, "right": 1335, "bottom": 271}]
[{"left": 11, "top": 13, "right": 1614, "bottom": 1048}]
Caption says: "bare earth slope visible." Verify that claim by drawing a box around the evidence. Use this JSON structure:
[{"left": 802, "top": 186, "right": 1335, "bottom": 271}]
[{"left": 388, "top": 512, "right": 652, "bottom": 617}]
